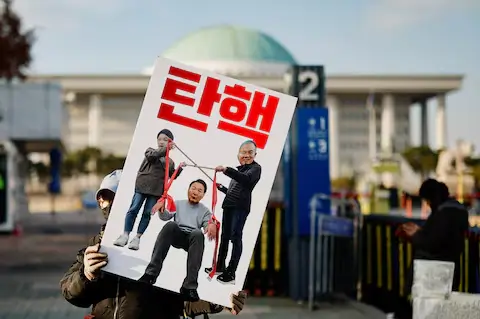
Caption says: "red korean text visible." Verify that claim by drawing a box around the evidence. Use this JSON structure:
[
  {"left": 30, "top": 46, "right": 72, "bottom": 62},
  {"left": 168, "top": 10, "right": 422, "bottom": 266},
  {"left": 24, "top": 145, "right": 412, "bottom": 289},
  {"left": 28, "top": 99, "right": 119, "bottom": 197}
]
[
  {"left": 158, "top": 66, "right": 279, "bottom": 148},
  {"left": 158, "top": 66, "right": 208, "bottom": 132}
]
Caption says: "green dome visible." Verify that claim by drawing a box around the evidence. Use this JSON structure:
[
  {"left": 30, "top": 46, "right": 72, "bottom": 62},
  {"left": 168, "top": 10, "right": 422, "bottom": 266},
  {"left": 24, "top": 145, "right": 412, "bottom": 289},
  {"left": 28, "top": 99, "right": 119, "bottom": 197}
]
[{"left": 162, "top": 25, "right": 296, "bottom": 65}]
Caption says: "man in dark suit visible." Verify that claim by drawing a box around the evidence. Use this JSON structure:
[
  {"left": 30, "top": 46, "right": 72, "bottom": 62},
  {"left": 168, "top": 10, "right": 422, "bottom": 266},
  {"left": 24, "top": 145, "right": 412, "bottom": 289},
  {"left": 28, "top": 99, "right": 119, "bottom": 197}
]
[{"left": 205, "top": 140, "right": 262, "bottom": 285}]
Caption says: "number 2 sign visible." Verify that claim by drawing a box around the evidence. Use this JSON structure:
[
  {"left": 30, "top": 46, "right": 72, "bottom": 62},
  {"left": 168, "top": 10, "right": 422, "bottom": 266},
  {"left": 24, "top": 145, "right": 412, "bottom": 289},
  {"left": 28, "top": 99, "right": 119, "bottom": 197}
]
[{"left": 290, "top": 65, "right": 325, "bottom": 107}]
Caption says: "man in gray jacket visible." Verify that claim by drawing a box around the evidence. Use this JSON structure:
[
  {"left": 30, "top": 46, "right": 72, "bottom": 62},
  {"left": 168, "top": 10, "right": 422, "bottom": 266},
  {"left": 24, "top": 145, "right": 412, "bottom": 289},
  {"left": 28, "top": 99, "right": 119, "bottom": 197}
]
[
  {"left": 114, "top": 129, "right": 184, "bottom": 250},
  {"left": 138, "top": 179, "right": 217, "bottom": 302}
]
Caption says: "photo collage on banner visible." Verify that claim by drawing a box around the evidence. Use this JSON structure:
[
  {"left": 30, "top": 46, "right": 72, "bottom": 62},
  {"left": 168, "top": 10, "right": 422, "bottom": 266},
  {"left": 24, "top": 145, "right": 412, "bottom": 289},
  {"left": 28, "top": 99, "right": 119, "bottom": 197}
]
[{"left": 100, "top": 57, "right": 298, "bottom": 307}]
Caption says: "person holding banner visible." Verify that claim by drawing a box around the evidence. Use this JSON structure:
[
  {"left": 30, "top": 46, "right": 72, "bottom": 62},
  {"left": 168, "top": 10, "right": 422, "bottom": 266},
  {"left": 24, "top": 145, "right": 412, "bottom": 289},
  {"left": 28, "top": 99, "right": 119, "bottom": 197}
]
[
  {"left": 60, "top": 170, "right": 247, "bottom": 319},
  {"left": 113, "top": 129, "right": 185, "bottom": 250},
  {"left": 138, "top": 179, "right": 217, "bottom": 301},
  {"left": 205, "top": 140, "right": 262, "bottom": 284}
]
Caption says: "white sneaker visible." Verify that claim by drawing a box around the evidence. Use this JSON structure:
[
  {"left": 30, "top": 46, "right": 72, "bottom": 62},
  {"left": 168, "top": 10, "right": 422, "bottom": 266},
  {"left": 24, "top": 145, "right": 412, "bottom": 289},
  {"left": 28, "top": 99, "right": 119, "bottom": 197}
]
[
  {"left": 113, "top": 234, "right": 129, "bottom": 247},
  {"left": 128, "top": 236, "right": 141, "bottom": 250}
]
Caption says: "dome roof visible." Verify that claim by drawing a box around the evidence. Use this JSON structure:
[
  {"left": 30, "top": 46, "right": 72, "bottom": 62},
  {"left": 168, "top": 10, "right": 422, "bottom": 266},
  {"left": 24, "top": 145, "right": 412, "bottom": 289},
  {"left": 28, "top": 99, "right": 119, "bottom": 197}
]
[{"left": 143, "top": 25, "right": 296, "bottom": 77}]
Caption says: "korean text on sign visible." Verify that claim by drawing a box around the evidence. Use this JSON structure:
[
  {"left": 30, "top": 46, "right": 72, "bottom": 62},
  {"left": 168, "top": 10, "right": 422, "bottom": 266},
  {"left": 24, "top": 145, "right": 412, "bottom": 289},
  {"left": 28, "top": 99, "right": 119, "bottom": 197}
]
[{"left": 157, "top": 66, "right": 279, "bottom": 149}]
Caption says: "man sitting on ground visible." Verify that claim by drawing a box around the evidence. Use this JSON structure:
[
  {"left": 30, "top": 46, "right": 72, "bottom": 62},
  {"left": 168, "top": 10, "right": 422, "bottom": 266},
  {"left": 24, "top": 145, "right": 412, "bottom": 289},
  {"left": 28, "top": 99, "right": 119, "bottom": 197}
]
[{"left": 139, "top": 179, "right": 216, "bottom": 302}]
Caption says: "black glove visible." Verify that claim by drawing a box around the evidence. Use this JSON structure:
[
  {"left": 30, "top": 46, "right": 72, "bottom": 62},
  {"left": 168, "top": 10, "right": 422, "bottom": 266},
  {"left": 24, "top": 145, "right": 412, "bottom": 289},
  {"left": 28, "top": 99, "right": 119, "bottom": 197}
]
[{"left": 227, "top": 291, "right": 247, "bottom": 315}]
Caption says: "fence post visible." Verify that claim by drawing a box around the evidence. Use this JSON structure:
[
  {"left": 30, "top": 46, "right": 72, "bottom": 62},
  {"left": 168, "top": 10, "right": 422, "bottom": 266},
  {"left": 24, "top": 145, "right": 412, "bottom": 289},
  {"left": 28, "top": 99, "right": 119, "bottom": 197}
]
[
  {"left": 308, "top": 193, "right": 361, "bottom": 310},
  {"left": 320, "top": 214, "right": 329, "bottom": 296},
  {"left": 308, "top": 193, "right": 329, "bottom": 310},
  {"left": 308, "top": 196, "right": 318, "bottom": 311},
  {"left": 315, "top": 214, "right": 323, "bottom": 299},
  {"left": 350, "top": 198, "right": 363, "bottom": 301}
]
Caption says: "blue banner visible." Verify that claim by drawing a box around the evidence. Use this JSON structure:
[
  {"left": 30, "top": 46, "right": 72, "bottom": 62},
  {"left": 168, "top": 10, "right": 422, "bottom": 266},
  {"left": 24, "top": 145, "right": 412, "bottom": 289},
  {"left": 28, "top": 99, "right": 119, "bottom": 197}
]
[
  {"left": 319, "top": 215, "right": 354, "bottom": 237},
  {"left": 282, "top": 131, "right": 293, "bottom": 236},
  {"left": 48, "top": 148, "right": 62, "bottom": 194},
  {"left": 296, "top": 107, "right": 331, "bottom": 235}
]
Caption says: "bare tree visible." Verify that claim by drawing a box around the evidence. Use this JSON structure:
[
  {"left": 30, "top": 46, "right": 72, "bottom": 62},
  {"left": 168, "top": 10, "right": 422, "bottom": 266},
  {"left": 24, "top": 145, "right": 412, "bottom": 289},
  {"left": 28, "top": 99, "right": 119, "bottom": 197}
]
[{"left": 0, "top": 0, "right": 35, "bottom": 82}]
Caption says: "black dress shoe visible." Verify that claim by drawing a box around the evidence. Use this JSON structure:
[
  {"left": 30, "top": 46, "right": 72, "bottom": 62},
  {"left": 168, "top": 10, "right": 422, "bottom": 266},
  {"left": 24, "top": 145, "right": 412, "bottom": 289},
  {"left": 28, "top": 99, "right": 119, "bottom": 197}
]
[
  {"left": 180, "top": 287, "right": 200, "bottom": 302},
  {"left": 204, "top": 267, "right": 225, "bottom": 275},
  {"left": 138, "top": 273, "right": 157, "bottom": 285},
  {"left": 217, "top": 270, "right": 235, "bottom": 285}
]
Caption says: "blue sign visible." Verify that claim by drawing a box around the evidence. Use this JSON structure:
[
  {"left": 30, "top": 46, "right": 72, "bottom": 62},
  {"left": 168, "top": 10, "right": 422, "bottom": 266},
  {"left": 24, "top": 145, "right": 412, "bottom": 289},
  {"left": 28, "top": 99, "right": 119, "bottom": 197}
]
[
  {"left": 82, "top": 191, "right": 98, "bottom": 209},
  {"left": 48, "top": 148, "right": 62, "bottom": 194},
  {"left": 296, "top": 107, "right": 331, "bottom": 235},
  {"left": 319, "top": 215, "right": 354, "bottom": 237},
  {"left": 282, "top": 131, "right": 293, "bottom": 236}
]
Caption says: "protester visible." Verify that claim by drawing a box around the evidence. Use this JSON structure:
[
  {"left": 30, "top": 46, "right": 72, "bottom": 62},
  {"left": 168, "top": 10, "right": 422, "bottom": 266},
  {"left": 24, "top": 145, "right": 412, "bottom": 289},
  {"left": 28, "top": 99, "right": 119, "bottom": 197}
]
[
  {"left": 60, "top": 169, "right": 247, "bottom": 319},
  {"left": 396, "top": 178, "right": 470, "bottom": 319},
  {"left": 114, "top": 129, "right": 185, "bottom": 250},
  {"left": 205, "top": 140, "right": 262, "bottom": 285},
  {"left": 139, "top": 179, "right": 216, "bottom": 301}
]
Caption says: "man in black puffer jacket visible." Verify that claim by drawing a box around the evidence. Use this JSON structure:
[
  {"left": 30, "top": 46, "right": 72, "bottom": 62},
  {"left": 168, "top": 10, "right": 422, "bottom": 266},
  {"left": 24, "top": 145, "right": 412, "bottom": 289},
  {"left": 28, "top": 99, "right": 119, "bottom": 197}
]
[
  {"left": 60, "top": 169, "right": 247, "bottom": 319},
  {"left": 205, "top": 140, "right": 262, "bottom": 285},
  {"left": 396, "top": 178, "right": 470, "bottom": 319}
]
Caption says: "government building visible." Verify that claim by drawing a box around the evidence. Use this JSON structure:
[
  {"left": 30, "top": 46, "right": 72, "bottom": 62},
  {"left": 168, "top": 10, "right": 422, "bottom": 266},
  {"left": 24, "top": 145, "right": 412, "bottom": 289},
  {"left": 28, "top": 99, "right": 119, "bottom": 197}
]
[{"left": 29, "top": 25, "right": 463, "bottom": 180}]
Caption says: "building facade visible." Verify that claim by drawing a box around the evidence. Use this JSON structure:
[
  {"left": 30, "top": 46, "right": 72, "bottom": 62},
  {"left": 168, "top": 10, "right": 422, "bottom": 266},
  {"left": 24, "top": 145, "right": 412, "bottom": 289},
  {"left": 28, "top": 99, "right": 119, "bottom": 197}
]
[{"left": 29, "top": 25, "right": 462, "bottom": 180}]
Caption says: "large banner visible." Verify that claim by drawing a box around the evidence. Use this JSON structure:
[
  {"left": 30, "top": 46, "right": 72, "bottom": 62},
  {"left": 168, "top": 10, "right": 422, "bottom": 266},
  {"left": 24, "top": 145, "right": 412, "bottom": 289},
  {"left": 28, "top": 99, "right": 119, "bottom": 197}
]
[
  {"left": 283, "top": 65, "right": 328, "bottom": 300},
  {"left": 284, "top": 65, "right": 330, "bottom": 236},
  {"left": 296, "top": 107, "right": 331, "bottom": 235},
  {"left": 100, "top": 57, "right": 297, "bottom": 307}
]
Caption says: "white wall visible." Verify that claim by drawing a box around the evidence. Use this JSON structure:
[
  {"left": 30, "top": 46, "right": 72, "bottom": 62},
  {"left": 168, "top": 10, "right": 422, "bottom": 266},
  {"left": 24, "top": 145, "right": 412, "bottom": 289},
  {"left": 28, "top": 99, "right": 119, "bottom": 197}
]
[
  {"left": 68, "top": 93, "right": 143, "bottom": 155},
  {"left": 100, "top": 95, "right": 143, "bottom": 155},
  {"left": 336, "top": 95, "right": 411, "bottom": 177},
  {"left": 0, "top": 82, "right": 65, "bottom": 141}
]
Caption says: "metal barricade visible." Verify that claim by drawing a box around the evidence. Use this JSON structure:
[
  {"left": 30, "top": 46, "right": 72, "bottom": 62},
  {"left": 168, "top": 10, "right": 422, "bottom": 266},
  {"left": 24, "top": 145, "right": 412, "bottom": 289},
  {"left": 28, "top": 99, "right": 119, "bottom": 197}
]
[
  {"left": 360, "top": 214, "right": 480, "bottom": 313},
  {"left": 308, "top": 193, "right": 362, "bottom": 310}
]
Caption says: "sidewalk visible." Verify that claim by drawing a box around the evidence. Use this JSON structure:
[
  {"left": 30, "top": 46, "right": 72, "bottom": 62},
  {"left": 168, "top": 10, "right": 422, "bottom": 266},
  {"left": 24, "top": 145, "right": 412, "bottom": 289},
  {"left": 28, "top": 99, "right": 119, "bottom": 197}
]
[
  {"left": 0, "top": 272, "right": 387, "bottom": 319},
  {"left": 0, "top": 210, "right": 102, "bottom": 272},
  {"left": 0, "top": 211, "right": 386, "bottom": 318}
]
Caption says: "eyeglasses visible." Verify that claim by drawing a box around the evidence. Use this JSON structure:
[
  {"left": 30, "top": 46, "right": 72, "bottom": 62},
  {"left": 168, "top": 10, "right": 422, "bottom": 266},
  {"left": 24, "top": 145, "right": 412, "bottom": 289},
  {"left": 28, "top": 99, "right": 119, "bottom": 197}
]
[
  {"left": 239, "top": 150, "right": 255, "bottom": 155},
  {"left": 190, "top": 186, "right": 204, "bottom": 193}
]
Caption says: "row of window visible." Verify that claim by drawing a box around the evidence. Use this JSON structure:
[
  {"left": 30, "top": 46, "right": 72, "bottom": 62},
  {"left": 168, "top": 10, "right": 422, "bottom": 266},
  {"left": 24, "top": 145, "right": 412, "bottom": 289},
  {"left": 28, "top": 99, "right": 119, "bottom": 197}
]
[
  {"left": 338, "top": 127, "right": 411, "bottom": 136},
  {"left": 339, "top": 139, "right": 410, "bottom": 151},
  {"left": 339, "top": 113, "right": 410, "bottom": 121}
]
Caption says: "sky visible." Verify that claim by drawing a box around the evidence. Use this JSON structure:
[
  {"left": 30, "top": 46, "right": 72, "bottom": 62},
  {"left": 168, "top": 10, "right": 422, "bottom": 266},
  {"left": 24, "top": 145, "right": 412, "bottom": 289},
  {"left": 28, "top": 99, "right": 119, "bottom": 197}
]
[{"left": 11, "top": 0, "right": 480, "bottom": 151}]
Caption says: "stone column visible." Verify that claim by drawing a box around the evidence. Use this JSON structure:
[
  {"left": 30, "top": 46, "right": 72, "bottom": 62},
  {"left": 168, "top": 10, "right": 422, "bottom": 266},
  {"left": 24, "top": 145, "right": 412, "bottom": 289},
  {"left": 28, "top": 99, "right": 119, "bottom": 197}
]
[
  {"left": 88, "top": 94, "right": 102, "bottom": 147},
  {"left": 436, "top": 94, "right": 447, "bottom": 150},
  {"left": 88, "top": 94, "right": 102, "bottom": 189},
  {"left": 327, "top": 95, "right": 340, "bottom": 179},
  {"left": 367, "top": 93, "right": 377, "bottom": 160},
  {"left": 380, "top": 94, "right": 395, "bottom": 155},
  {"left": 420, "top": 100, "right": 428, "bottom": 146}
]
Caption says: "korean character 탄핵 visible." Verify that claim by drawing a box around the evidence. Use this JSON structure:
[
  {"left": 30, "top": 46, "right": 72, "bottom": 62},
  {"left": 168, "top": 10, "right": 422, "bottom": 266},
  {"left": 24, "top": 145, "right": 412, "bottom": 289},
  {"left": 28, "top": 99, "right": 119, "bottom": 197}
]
[
  {"left": 157, "top": 66, "right": 209, "bottom": 132},
  {"left": 196, "top": 80, "right": 279, "bottom": 149},
  {"left": 218, "top": 87, "right": 279, "bottom": 149}
]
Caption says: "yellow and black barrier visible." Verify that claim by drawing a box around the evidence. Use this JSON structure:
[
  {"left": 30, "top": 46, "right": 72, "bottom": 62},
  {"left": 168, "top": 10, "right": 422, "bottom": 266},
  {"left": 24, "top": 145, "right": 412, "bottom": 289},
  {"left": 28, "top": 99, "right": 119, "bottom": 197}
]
[
  {"left": 244, "top": 206, "right": 286, "bottom": 297},
  {"left": 244, "top": 205, "right": 358, "bottom": 300},
  {"left": 361, "top": 215, "right": 480, "bottom": 313},
  {"left": 244, "top": 208, "right": 480, "bottom": 305}
]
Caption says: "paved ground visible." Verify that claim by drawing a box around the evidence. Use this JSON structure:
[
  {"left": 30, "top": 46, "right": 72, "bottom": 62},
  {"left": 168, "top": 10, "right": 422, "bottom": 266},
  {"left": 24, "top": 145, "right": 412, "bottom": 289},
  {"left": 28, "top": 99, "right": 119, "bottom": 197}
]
[
  {"left": 0, "top": 211, "right": 387, "bottom": 319},
  {"left": 0, "top": 271, "right": 387, "bottom": 319}
]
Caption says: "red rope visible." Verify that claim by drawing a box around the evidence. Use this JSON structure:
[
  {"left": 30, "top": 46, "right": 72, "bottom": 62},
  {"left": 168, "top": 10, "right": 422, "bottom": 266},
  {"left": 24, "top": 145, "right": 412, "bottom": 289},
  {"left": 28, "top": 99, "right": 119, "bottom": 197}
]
[
  {"left": 157, "top": 140, "right": 182, "bottom": 212},
  {"left": 208, "top": 171, "right": 221, "bottom": 278},
  {"left": 153, "top": 140, "right": 221, "bottom": 276}
]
